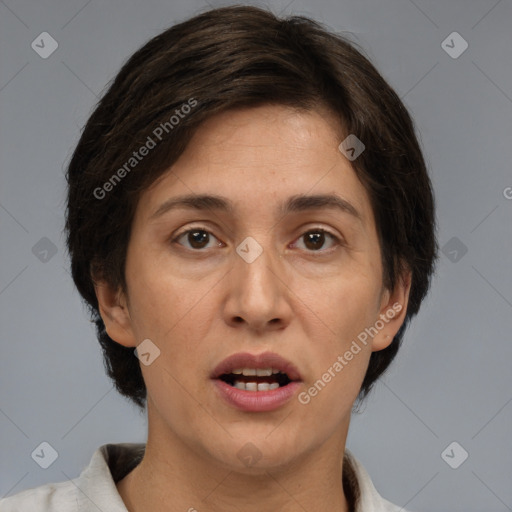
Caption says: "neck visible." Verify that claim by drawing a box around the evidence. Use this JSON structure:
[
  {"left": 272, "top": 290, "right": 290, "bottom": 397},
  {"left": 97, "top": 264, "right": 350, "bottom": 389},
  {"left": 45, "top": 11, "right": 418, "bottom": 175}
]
[{"left": 117, "top": 404, "right": 352, "bottom": 512}]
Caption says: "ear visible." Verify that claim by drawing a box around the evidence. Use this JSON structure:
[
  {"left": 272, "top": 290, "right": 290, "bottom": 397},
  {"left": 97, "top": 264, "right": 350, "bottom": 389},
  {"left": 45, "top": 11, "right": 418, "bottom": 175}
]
[
  {"left": 371, "top": 269, "right": 412, "bottom": 352},
  {"left": 93, "top": 278, "right": 137, "bottom": 348}
]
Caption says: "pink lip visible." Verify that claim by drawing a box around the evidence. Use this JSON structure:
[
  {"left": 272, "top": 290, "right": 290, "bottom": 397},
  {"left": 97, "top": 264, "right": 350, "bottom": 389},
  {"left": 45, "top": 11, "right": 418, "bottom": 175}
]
[
  {"left": 210, "top": 351, "right": 303, "bottom": 412},
  {"left": 213, "top": 379, "right": 302, "bottom": 412},
  {"left": 210, "top": 351, "right": 302, "bottom": 381}
]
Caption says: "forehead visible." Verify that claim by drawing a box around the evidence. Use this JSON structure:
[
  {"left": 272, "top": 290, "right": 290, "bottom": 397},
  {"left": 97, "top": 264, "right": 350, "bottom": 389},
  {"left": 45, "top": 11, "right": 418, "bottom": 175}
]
[{"left": 138, "top": 104, "right": 374, "bottom": 226}]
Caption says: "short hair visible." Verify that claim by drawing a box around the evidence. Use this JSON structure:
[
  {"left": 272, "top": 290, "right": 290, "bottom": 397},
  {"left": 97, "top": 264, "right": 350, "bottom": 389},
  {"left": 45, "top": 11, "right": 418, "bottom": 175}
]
[{"left": 65, "top": 5, "right": 438, "bottom": 410}]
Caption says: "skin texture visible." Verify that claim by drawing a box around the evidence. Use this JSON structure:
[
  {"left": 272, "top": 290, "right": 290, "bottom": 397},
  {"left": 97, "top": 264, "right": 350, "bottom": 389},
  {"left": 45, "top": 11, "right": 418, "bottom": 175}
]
[{"left": 95, "top": 105, "right": 411, "bottom": 512}]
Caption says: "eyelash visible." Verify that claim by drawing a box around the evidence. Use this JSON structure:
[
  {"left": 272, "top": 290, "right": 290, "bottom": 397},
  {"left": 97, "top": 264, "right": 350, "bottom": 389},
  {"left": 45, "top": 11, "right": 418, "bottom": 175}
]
[{"left": 171, "top": 226, "right": 343, "bottom": 254}]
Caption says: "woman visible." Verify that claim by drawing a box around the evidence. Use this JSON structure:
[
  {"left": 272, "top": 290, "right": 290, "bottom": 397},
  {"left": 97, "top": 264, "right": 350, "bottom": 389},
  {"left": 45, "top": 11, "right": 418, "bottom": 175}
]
[{"left": 1, "top": 5, "right": 437, "bottom": 511}]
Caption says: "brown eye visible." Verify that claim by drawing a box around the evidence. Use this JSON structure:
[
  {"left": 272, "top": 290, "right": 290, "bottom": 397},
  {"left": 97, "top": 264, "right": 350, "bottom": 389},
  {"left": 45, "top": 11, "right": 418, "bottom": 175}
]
[
  {"left": 173, "top": 228, "right": 221, "bottom": 250},
  {"left": 187, "top": 230, "right": 210, "bottom": 249},
  {"left": 294, "top": 229, "right": 339, "bottom": 252}
]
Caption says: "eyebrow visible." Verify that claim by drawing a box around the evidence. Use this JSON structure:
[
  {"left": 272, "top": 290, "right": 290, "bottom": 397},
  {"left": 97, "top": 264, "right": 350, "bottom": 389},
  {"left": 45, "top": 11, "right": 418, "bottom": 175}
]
[{"left": 149, "top": 193, "right": 362, "bottom": 222}]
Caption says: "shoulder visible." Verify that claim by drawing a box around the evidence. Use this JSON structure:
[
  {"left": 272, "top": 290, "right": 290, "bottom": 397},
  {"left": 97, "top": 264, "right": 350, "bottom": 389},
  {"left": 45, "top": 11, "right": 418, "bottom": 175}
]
[
  {"left": 0, "top": 443, "right": 144, "bottom": 512},
  {"left": 0, "top": 480, "right": 77, "bottom": 512}
]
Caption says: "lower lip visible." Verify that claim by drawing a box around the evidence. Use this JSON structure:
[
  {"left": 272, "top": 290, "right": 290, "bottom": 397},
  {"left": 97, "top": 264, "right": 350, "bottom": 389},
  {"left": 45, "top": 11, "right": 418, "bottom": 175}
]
[{"left": 213, "top": 379, "right": 301, "bottom": 412}]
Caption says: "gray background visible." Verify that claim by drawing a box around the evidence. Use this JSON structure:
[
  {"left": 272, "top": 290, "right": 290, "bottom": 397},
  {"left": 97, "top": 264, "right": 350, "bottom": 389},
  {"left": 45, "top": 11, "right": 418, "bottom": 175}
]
[{"left": 1, "top": 0, "right": 511, "bottom": 510}]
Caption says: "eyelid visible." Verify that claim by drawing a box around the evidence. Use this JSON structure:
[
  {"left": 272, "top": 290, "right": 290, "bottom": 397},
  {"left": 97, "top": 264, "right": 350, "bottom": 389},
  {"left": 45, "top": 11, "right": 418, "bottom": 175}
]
[
  {"left": 171, "top": 224, "right": 344, "bottom": 251},
  {"left": 290, "top": 226, "right": 343, "bottom": 252},
  {"left": 171, "top": 225, "right": 222, "bottom": 246}
]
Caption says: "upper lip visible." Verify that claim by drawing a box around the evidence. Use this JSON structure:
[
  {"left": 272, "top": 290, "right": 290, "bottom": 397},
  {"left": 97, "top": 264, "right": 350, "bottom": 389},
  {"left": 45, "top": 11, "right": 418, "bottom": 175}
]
[{"left": 211, "top": 351, "right": 302, "bottom": 381}]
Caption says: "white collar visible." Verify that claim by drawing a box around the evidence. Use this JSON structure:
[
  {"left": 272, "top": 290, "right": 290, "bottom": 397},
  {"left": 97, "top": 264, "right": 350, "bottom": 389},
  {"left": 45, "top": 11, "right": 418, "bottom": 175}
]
[{"left": 1, "top": 443, "right": 406, "bottom": 512}]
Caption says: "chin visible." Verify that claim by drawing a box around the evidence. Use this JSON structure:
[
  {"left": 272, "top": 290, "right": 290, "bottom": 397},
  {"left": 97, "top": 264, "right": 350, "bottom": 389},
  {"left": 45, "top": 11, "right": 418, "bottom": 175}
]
[{"left": 204, "top": 429, "right": 308, "bottom": 473}]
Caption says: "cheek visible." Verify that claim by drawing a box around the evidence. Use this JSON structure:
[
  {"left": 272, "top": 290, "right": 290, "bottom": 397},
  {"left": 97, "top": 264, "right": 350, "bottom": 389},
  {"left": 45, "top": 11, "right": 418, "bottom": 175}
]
[
  {"left": 132, "top": 277, "right": 214, "bottom": 421},
  {"left": 125, "top": 249, "right": 215, "bottom": 340},
  {"left": 298, "top": 287, "right": 375, "bottom": 416},
  {"left": 299, "top": 271, "right": 380, "bottom": 394},
  {"left": 315, "top": 271, "right": 382, "bottom": 339},
  {"left": 126, "top": 266, "right": 221, "bottom": 408}
]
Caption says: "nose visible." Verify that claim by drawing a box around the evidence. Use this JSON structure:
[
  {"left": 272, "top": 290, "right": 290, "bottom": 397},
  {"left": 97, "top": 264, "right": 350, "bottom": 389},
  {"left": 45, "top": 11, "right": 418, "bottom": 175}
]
[{"left": 222, "top": 238, "right": 292, "bottom": 333}]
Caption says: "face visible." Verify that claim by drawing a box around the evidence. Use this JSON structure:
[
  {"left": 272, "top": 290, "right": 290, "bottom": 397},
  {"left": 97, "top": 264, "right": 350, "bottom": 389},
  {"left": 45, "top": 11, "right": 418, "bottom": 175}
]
[{"left": 97, "top": 104, "right": 410, "bottom": 472}]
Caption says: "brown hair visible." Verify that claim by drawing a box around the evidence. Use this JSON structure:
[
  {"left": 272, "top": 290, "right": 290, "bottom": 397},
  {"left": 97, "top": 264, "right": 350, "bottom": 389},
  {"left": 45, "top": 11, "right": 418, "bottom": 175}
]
[{"left": 65, "top": 5, "right": 438, "bottom": 409}]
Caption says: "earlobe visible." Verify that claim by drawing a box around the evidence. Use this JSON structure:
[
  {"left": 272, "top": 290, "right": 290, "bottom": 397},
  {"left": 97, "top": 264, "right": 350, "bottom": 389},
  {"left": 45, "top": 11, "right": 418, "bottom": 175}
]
[
  {"left": 372, "top": 270, "right": 412, "bottom": 352},
  {"left": 93, "top": 279, "right": 137, "bottom": 348}
]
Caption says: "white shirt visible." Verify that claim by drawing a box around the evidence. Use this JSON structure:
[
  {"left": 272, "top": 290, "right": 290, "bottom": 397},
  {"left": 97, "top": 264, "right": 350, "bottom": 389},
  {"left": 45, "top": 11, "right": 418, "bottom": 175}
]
[{"left": 0, "top": 443, "right": 408, "bottom": 511}]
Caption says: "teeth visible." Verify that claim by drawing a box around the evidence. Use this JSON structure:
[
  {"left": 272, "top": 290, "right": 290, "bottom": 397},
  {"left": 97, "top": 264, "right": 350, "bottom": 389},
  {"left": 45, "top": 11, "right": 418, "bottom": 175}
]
[
  {"left": 233, "top": 380, "right": 281, "bottom": 391},
  {"left": 229, "top": 368, "right": 286, "bottom": 376},
  {"left": 231, "top": 368, "right": 282, "bottom": 376},
  {"left": 226, "top": 367, "right": 288, "bottom": 392}
]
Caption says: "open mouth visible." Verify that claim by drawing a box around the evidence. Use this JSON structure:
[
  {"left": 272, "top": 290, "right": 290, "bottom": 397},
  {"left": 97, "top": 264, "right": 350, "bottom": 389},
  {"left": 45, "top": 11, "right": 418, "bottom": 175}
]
[
  {"left": 212, "top": 353, "right": 302, "bottom": 411},
  {"left": 219, "top": 368, "right": 292, "bottom": 391}
]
